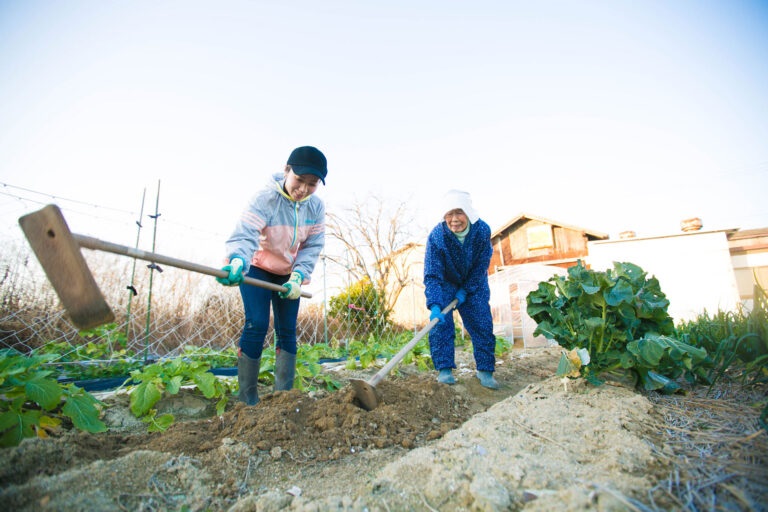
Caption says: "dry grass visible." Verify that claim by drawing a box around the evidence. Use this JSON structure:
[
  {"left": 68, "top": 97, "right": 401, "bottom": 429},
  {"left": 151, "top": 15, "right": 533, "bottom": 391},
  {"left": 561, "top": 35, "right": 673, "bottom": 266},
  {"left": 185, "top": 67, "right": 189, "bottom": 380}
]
[
  {"left": 646, "top": 379, "right": 768, "bottom": 511},
  {"left": 1, "top": 247, "right": 402, "bottom": 356}
]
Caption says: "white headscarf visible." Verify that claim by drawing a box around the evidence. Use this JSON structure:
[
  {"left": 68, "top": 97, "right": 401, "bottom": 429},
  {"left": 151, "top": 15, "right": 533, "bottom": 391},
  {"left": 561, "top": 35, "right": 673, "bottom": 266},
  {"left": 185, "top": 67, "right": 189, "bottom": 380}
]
[{"left": 441, "top": 189, "right": 479, "bottom": 224}]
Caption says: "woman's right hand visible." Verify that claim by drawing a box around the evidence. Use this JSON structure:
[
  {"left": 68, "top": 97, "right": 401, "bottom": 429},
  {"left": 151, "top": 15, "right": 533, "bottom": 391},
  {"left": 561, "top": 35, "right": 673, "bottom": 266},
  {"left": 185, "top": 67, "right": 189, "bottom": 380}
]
[
  {"left": 216, "top": 257, "right": 245, "bottom": 286},
  {"left": 429, "top": 305, "right": 445, "bottom": 324}
]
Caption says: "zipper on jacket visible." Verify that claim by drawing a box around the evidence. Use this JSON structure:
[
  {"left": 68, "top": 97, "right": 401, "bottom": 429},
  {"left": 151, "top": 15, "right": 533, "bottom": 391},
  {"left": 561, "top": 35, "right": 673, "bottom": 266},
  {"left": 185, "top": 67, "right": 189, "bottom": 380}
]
[{"left": 291, "top": 201, "right": 299, "bottom": 248}]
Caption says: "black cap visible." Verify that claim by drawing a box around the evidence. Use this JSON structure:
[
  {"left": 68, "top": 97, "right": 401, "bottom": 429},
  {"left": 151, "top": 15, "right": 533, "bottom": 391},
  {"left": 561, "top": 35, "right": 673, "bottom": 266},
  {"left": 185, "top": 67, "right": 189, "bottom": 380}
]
[{"left": 286, "top": 146, "right": 327, "bottom": 184}]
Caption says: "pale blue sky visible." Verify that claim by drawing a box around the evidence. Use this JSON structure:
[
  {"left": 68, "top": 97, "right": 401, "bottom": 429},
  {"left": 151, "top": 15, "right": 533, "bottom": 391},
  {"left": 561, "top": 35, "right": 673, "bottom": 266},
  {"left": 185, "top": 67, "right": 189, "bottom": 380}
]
[{"left": 1, "top": 0, "right": 767, "bottom": 262}]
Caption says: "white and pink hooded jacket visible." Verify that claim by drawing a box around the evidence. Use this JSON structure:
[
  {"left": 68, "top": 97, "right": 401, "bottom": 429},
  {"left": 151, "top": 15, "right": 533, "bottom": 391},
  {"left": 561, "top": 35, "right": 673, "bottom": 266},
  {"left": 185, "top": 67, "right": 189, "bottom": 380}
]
[{"left": 224, "top": 173, "right": 325, "bottom": 282}]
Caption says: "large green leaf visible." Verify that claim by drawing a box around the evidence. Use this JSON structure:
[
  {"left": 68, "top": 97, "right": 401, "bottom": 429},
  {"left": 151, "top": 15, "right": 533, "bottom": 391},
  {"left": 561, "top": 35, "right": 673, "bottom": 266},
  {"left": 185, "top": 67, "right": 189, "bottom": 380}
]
[
  {"left": 604, "top": 279, "right": 634, "bottom": 307},
  {"left": 637, "top": 369, "right": 681, "bottom": 393},
  {"left": 0, "top": 409, "right": 39, "bottom": 447},
  {"left": 193, "top": 371, "right": 217, "bottom": 398},
  {"left": 613, "top": 261, "right": 646, "bottom": 284},
  {"left": 556, "top": 277, "right": 582, "bottom": 299},
  {"left": 62, "top": 394, "right": 107, "bottom": 433},
  {"left": 130, "top": 380, "right": 163, "bottom": 416},
  {"left": 627, "top": 338, "right": 665, "bottom": 366},
  {"left": 216, "top": 396, "right": 228, "bottom": 416},
  {"left": 24, "top": 376, "right": 62, "bottom": 411},
  {"left": 145, "top": 412, "right": 175, "bottom": 432},
  {"left": 166, "top": 375, "right": 183, "bottom": 395}
]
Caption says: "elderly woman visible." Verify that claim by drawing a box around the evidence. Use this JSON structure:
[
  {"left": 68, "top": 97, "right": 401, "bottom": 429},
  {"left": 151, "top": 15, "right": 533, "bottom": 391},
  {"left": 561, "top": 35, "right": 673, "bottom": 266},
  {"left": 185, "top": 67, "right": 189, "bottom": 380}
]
[{"left": 423, "top": 190, "right": 499, "bottom": 389}]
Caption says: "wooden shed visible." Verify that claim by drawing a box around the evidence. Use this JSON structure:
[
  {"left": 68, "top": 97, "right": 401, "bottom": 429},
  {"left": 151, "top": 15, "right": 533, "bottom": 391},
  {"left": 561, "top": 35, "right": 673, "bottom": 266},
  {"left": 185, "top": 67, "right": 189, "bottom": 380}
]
[{"left": 489, "top": 213, "right": 608, "bottom": 273}]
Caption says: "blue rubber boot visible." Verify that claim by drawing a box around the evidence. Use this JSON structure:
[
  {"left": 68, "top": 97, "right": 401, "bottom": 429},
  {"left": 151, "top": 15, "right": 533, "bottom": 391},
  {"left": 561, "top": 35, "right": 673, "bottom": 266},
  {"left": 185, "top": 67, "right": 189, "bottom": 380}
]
[
  {"left": 477, "top": 371, "right": 499, "bottom": 389},
  {"left": 437, "top": 368, "right": 456, "bottom": 385}
]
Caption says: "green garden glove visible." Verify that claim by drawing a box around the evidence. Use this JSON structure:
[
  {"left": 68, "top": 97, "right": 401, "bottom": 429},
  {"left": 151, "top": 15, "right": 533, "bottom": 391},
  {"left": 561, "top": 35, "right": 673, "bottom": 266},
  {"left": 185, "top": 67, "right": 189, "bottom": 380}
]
[
  {"left": 279, "top": 271, "right": 304, "bottom": 300},
  {"left": 216, "top": 256, "right": 245, "bottom": 286}
]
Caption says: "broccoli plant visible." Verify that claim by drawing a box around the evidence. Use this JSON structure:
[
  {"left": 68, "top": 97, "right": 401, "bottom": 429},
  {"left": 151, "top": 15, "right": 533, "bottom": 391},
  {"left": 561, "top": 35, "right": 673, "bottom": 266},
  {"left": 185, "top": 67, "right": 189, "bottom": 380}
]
[{"left": 526, "top": 261, "right": 708, "bottom": 393}]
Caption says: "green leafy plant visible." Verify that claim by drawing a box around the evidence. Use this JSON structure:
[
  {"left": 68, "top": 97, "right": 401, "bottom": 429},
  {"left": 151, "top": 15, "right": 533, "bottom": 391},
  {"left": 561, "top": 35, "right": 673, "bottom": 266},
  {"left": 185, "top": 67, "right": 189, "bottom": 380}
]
[
  {"left": 460, "top": 335, "right": 513, "bottom": 360},
  {"left": 294, "top": 345, "right": 342, "bottom": 392},
  {"left": 250, "top": 346, "right": 342, "bottom": 393},
  {"left": 677, "top": 294, "right": 768, "bottom": 388},
  {"left": 527, "top": 261, "right": 708, "bottom": 392},
  {"left": 34, "top": 324, "right": 141, "bottom": 380},
  {"left": 398, "top": 335, "right": 434, "bottom": 372},
  {"left": 344, "top": 336, "right": 386, "bottom": 370},
  {"left": 79, "top": 323, "right": 128, "bottom": 350},
  {"left": 126, "top": 358, "right": 235, "bottom": 432},
  {"left": 0, "top": 349, "right": 107, "bottom": 447},
  {"left": 676, "top": 283, "right": 768, "bottom": 429},
  {"left": 328, "top": 278, "right": 393, "bottom": 338},
  {"left": 179, "top": 346, "right": 239, "bottom": 369},
  {"left": 494, "top": 336, "right": 513, "bottom": 356}
]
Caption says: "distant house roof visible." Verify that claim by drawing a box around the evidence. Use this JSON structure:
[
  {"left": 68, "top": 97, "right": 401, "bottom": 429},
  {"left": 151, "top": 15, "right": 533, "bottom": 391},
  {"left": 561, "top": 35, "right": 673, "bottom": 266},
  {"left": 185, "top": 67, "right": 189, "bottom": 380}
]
[
  {"left": 727, "top": 226, "right": 768, "bottom": 253},
  {"left": 491, "top": 213, "right": 609, "bottom": 240},
  {"left": 728, "top": 227, "right": 768, "bottom": 240},
  {"left": 590, "top": 227, "right": 740, "bottom": 246}
]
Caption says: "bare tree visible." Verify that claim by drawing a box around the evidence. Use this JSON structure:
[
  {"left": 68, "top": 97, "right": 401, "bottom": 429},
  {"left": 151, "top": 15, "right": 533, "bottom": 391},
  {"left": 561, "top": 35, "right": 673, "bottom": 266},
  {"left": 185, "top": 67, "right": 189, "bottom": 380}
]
[{"left": 325, "top": 194, "right": 423, "bottom": 316}]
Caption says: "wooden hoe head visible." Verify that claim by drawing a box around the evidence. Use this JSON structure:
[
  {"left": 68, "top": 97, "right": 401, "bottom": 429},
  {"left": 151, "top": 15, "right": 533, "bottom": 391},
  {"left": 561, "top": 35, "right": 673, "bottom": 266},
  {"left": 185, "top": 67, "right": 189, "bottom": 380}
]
[{"left": 18, "top": 204, "right": 115, "bottom": 329}]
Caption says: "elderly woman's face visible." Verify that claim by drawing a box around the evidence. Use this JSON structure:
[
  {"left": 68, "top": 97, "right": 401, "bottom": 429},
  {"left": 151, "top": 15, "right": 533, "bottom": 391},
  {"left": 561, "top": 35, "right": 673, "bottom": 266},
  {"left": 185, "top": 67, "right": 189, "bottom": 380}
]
[{"left": 444, "top": 209, "right": 468, "bottom": 233}]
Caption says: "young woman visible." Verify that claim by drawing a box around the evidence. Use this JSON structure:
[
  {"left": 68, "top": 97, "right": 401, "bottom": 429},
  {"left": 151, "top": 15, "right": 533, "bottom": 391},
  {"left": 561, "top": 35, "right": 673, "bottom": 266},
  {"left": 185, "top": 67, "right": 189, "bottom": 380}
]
[
  {"left": 217, "top": 146, "right": 327, "bottom": 405},
  {"left": 423, "top": 190, "right": 499, "bottom": 389}
]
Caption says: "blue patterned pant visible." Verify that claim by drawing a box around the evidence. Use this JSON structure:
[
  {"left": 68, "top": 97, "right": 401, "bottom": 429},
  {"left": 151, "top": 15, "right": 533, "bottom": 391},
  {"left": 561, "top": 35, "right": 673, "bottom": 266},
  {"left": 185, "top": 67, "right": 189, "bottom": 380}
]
[{"left": 428, "top": 297, "right": 496, "bottom": 372}]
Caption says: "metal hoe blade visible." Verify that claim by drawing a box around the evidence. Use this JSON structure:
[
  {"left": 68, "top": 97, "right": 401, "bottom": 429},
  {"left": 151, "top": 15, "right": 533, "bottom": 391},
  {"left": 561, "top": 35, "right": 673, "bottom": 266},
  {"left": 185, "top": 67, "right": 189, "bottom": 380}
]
[
  {"left": 349, "top": 378, "right": 380, "bottom": 412},
  {"left": 18, "top": 204, "right": 115, "bottom": 329},
  {"left": 350, "top": 299, "right": 458, "bottom": 411}
]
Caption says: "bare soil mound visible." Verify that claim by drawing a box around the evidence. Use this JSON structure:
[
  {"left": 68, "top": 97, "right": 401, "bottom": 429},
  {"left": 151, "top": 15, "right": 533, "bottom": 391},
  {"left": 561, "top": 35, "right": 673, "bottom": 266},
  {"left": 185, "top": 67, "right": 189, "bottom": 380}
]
[{"left": 0, "top": 347, "right": 765, "bottom": 511}]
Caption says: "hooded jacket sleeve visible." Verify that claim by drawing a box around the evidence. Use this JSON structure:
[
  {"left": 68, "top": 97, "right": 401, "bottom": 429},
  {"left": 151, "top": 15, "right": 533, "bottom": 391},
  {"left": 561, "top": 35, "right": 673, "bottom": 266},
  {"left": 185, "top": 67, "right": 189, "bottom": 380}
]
[
  {"left": 423, "top": 225, "right": 450, "bottom": 310},
  {"left": 223, "top": 189, "right": 271, "bottom": 271}
]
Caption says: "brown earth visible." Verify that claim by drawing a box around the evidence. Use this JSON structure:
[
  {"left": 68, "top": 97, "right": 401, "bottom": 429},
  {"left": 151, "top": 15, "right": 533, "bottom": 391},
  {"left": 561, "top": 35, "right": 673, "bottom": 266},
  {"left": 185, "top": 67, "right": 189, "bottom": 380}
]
[{"left": 0, "top": 347, "right": 766, "bottom": 511}]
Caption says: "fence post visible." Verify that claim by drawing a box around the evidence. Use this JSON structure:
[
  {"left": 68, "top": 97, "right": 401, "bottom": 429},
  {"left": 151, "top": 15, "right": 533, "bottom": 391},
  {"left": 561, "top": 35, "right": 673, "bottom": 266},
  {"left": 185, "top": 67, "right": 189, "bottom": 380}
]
[
  {"left": 125, "top": 188, "right": 146, "bottom": 343},
  {"left": 322, "top": 254, "right": 328, "bottom": 345},
  {"left": 143, "top": 180, "right": 161, "bottom": 364}
]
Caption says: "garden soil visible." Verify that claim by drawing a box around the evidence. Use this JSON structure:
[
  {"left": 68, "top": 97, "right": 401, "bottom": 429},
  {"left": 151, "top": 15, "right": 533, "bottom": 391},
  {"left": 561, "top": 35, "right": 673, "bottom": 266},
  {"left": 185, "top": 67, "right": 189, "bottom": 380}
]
[{"left": 1, "top": 347, "right": 766, "bottom": 511}]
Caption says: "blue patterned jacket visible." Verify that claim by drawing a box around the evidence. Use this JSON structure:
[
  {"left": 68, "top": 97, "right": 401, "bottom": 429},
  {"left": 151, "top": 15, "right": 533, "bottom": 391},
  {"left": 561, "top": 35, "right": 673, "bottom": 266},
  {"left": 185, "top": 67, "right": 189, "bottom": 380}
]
[{"left": 423, "top": 219, "right": 492, "bottom": 310}]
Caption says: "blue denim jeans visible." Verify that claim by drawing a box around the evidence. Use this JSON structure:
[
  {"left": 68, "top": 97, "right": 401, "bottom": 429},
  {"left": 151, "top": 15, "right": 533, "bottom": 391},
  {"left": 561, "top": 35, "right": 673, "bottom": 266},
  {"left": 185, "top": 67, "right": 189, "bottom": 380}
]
[{"left": 238, "top": 266, "right": 300, "bottom": 359}]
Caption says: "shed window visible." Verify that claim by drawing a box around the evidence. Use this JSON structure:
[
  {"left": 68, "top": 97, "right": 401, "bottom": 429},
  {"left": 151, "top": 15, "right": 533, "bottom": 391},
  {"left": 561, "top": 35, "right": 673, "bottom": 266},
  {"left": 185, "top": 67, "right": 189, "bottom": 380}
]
[{"left": 527, "top": 225, "right": 554, "bottom": 250}]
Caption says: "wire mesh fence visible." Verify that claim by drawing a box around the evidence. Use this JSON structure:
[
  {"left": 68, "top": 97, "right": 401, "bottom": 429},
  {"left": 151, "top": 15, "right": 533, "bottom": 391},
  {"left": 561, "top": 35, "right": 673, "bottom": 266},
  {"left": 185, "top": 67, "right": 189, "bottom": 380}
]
[
  {"left": 0, "top": 189, "right": 434, "bottom": 369},
  {"left": 1, "top": 185, "right": 541, "bottom": 375}
]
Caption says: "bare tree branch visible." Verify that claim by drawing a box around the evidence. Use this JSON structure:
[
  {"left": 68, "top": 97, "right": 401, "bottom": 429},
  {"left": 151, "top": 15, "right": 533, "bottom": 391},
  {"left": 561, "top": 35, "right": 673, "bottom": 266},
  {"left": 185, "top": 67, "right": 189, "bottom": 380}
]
[{"left": 325, "top": 194, "right": 421, "bottom": 315}]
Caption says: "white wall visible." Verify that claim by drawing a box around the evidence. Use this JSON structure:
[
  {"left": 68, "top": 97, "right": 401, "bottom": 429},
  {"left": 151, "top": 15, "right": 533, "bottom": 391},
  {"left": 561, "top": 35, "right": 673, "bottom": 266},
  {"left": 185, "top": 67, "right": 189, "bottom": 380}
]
[{"left": 587, "top": 231, "right": 740, "bottom": 323}]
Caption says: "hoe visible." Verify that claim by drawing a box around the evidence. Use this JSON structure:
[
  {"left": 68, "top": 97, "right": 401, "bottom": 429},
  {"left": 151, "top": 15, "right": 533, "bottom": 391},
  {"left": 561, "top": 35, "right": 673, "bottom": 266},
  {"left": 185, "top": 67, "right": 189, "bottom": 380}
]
[
  {"left": 18, "top": 204, "right": 311, "bottom": 330},
  {"left": 350, "top": 299, "right": 458, "bottom": 411}
]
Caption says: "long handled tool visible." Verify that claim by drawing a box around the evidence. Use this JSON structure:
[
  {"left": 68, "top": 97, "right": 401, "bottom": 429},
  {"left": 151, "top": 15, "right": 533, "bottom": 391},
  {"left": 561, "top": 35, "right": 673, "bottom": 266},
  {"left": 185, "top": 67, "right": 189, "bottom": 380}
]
[
  {"left": 350, "top": 298, "right": 459, "bottom": 411},
  {"left": 18, "top": 204, "right": 311, "bottom": 330}
]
